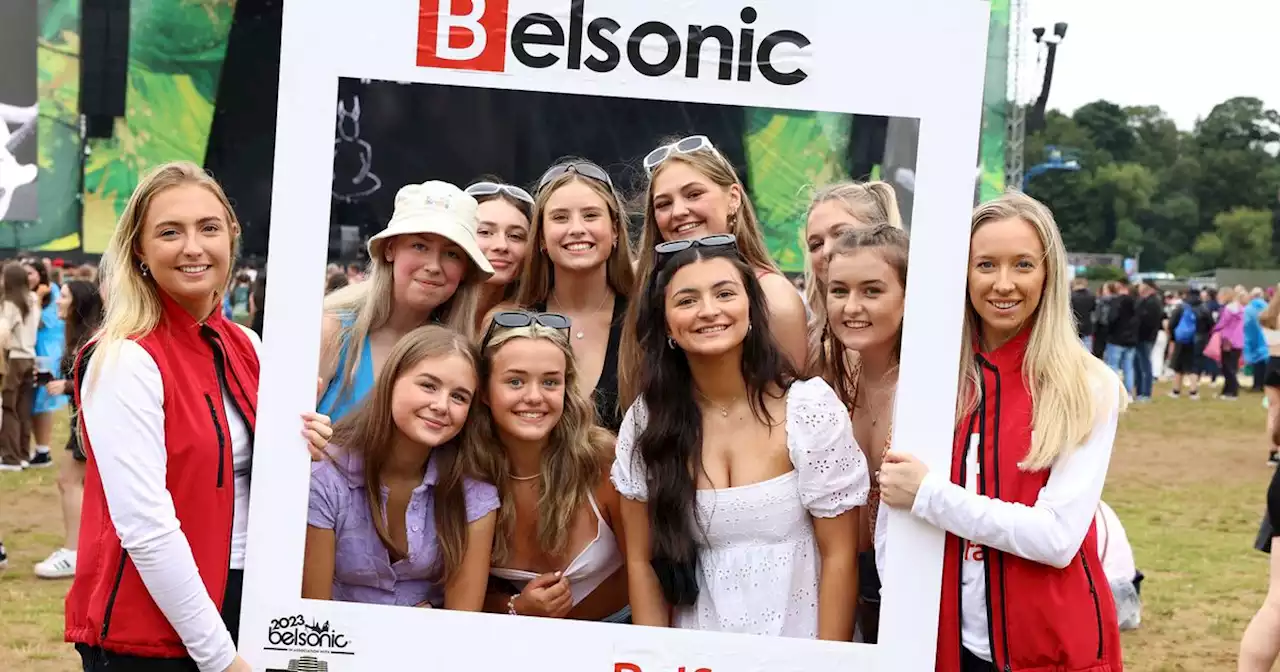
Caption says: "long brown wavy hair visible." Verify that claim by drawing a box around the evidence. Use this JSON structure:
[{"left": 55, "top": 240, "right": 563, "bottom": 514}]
[
  {"left": 618, "top": 140, "right": 777, "bottom": 408},
  {"left": 328, "top": 325, "right": 480, "bottom": 582},
  {"left": 465, "top": 324, "right": 614, "bottom": 564}
]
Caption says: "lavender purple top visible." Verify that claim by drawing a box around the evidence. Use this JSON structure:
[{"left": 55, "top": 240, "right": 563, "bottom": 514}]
[{"left": 308, "top": 448, "right": 500, "bottom": 607}]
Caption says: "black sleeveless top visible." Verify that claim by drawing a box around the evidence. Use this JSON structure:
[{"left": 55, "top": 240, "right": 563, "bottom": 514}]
[{"left": 533, "top": 295, "right": 627, "bottom": 433}]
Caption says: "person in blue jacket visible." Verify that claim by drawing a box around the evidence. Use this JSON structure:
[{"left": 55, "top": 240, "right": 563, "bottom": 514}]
[{"left": 1245, "top": 287, "right": 1270, "bottom": 393}]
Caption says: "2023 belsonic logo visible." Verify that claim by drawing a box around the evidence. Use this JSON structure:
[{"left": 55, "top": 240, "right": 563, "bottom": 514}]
[
  {"left": 266, "top": 615, "right": 352, "bottom": 655},
  {"left": 417, "top": 0, "right": 811, "bottom": 85}
]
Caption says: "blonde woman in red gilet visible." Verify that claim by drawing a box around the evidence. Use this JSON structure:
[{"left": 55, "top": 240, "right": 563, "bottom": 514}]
[
  {"left": 879, "top": 193, "right": 1127, "bottom": 672},
  {"left": 66, "top": 162, "right": 331, "bottom": 672}
]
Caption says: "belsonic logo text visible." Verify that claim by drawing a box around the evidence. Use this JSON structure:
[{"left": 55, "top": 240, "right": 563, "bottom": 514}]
[
  {"left": 266, "top": 615, "right": 352, "bottom": 655},
  {"left": 417, "top": 0, "right": 811, "bottom": 85}
]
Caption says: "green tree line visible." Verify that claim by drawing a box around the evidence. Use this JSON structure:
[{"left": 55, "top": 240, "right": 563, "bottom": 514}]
[{"left": 1023, "top": 97, "right": 1280, "bottom": 275}]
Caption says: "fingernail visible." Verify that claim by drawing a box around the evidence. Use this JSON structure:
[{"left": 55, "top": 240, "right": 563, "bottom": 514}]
[{"left": 555, "top": 571, "right": 562, "bottom": 578}]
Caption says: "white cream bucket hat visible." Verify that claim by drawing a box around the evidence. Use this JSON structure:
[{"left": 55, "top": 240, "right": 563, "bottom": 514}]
[{"left": 367, "top": 180, "right": 495, "bottom": 279}]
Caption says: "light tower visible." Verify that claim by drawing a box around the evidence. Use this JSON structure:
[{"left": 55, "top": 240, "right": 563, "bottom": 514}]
[{"left": 1005, "top": 0, "right": 1028, "bottom": 192}]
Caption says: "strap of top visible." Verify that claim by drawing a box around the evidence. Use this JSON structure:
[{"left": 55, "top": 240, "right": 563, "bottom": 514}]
[
  {"left": 601, "top": 295, "right": 626, "bottom": 376},
  {"left": 585, "top": 490, "right": 604, "bottom": 521}
]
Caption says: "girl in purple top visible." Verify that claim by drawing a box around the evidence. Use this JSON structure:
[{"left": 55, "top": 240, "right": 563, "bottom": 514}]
[{"left": 303, "top": 325, "right": 499, "bottom": 609}]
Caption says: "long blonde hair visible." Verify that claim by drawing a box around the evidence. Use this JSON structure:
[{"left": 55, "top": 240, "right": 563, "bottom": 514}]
[
  {"left": 958, "top": 193, "right": 1127, "bottom": 471},
  {"left": 618, "top": 144, "right": 776, "bottom": 407},
  {"left": 89, "top": 161, "right": 240, "bottom": 385},
  {"left": 328, "top": 325, "right": 479, "bottom": 580},
  {"left": 804, "top": 181, "right": 903, "bottom": 376},
  {"left": 322, "top": 236, "right": 483, "bottom": 407},
  {"left": 465, "top": 324, "right": 614, "bottom": 564},
  {"left": 512, "top": 162, "right": 636, "bottom": 308}
]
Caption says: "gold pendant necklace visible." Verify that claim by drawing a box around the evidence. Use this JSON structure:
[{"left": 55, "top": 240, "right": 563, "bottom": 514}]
[
  {"left": 550, "top": 291, "right": 611, "bottom": 340},
  {"left": 697, "top": 390, "right": 737, "bottom": 418}
]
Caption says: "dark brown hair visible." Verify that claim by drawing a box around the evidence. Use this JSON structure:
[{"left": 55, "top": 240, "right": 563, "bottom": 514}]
[{"left": 1, "top": 262, "right": 32, "bottom": 319}]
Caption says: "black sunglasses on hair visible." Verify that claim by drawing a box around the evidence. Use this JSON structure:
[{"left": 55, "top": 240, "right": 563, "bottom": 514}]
[
  {"left": 654, "top": 234, "right": 739, "bottom": 269},
  {"left": 480, "top": 311, "right": 572, "bottom": 350},
  {"left": 465, "top": 182, "right": 534, "bottom": 205},
  {"left": 536, "top": 162, "right": 614, "bottom": 192}
]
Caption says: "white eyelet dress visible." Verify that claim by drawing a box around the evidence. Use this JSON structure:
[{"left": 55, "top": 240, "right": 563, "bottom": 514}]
[{"left": 611, "top": 378, "right": 869, "bottom": 638}]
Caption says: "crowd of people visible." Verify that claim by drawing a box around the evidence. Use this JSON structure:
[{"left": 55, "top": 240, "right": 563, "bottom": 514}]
[
  {"left": 0, "top": 258, "right": 105, "bottom": 577},
  {"left": 3, "top": 133, "right": 1153, "bottom": 672}
]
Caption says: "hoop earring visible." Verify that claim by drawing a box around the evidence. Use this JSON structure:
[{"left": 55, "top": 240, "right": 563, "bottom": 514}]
[
  {"left": 139, "top": 262, "right": 149, "bottom": 277},
  {"left": 667, "top": 337, "right": 676, "bottom": 349}
]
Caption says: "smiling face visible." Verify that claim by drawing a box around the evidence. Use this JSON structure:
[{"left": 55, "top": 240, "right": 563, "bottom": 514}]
[
  {"left": 542, "top": 179, "right": 616, "bottom": 274},
  {"left": 386, "top": 232, "right": 469, "bottom": 314},
  {"left": 390, "top": 352, "right": 476, "bottom": 448},
  {"left": 486, "top": 337, "right": 567, "bottom": 447},
  {"left": 135, "top": 183, "right": 235, "bottom": 319},
  {"left": 825, "top": 249, "right": 905, "bottom": 354},
  {"left": 968, "top": 216, "right": 1046, "bottom": 350},
  {"left": 651, "top": 161, "right": 742, "bottom": 242},
  {"left": 476, "top": 199, "right": 530, "bottom": 287},
  {"left": 806, "top": 201, "right": 870, "bottom": 283},
  {"left": 665, "top": 256, "right": 751, "bottom": 357}
]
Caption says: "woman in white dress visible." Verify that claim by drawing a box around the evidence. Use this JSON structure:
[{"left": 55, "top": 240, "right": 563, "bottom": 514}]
[{"left": 611, "top": 235, "right": 869, "bottom": 640}]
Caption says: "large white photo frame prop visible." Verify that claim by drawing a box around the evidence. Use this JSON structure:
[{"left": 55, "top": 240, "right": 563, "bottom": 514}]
[{"left": 246, "top": 0, "right": 989, "bottom": 669}]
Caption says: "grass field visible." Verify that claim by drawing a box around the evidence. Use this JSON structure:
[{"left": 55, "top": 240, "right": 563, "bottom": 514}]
[{"left": 0, "top": 383, "right": 1274, "bottom": 671}]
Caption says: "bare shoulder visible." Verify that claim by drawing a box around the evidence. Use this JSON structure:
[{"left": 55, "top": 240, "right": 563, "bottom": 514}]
[
  {"left": 758, "top": 273, "right": 807, "bottom": 321},
  {"left": 320, "top": 312, "right": 345, "bottom": 340}
]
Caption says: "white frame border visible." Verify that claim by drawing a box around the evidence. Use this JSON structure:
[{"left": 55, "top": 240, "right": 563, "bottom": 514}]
[{"left": 244, "top": 1, "right": 990, "bottom": 670}]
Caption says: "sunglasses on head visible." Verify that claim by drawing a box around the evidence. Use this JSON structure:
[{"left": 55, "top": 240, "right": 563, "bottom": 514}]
[
  {"left": 654, "top": 234, "right": 738, "bottom": 269},
  {"left": 480, "top": 311, "right": 572, "bottom": 350},
  {"left": 466, "top": 182, "right": 534, "bottom": 205},
  {"left": 643, "top": 135, "right": 716, "bottom": 175},
  {"left": 537, "top": 162, "right": 614, "bottom": 192}
]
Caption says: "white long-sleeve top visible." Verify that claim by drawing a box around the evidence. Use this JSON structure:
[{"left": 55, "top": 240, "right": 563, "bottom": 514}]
[
  {"left": 81, "top": 325, "right": 260, "bottom": 672},
  {"left": 877, "top": 373, "right": 1121, "bottom": 662}
]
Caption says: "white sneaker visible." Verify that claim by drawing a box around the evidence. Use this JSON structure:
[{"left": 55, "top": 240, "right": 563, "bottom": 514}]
[
  {"left": 0, "top": 462, "right": 22, "bottom": 472},
  {"left": 33, "top": 548, "right": 76, "bottom": 579}
]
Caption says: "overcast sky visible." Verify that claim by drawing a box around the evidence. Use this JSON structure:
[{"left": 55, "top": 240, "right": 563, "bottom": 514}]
[{"left": 1022, "top": 0, "right": 1279, "bottom": 130}]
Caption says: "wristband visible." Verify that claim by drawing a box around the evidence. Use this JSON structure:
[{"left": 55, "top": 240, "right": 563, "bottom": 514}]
[{"left": 507, "top": 593, "right": 520, "bottom": 616}]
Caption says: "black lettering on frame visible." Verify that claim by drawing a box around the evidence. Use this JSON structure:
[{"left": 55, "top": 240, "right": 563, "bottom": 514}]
[
  {"left": 512, "top": 13, "right": 565, "bottom": 68},
  {"left": 566, "top": 0, "right": 586, "bottom": 69},
  {"left": 757, "top": 29, "right": 810, "bottom": 85},
  {"left": 627, "top": 21, "right": 682, "bottom": 77},
  {"left": 584, "top": 17, "right": 621, "bottom": 73},
  {"left": 685, "top": 25, "right": 735, "bottom": 80}
]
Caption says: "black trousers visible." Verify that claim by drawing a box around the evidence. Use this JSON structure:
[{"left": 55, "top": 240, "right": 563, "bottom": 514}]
[
  {"left": 77, "top": 569, "right": 243, "bottom": 671},
  {"left": 961, "top": 648, "right": 998, "bottom": 672},
  {"left": 1222, "top": 348, "right": 1241, "bottom": 397}
]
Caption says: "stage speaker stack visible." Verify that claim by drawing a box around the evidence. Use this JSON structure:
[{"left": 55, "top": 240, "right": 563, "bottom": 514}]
[{"left": 79, "top": 0, "right": 131, "bottom": 139}]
